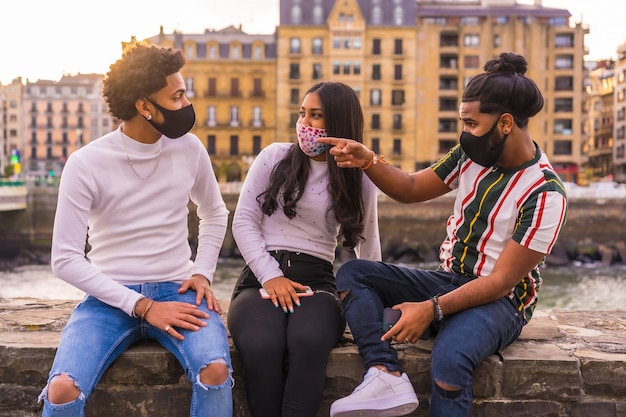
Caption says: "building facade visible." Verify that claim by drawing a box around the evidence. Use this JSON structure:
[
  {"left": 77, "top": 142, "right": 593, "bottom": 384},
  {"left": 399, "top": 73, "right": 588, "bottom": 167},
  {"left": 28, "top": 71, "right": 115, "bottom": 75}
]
[
  {"left": 23, "top": 74, "right": 115, "bottom": 178},
  {"left": 585, "top": 61, "right": 615, "bottom": 181},
  {"left": 145, "top": 25, "right": 278, "bottom": 182},
  {"left": 0, "top": 78, "right": 24, "bottom": 177},
  {"left": 613, "top": 42, "right": 626, "bottom": 183}
]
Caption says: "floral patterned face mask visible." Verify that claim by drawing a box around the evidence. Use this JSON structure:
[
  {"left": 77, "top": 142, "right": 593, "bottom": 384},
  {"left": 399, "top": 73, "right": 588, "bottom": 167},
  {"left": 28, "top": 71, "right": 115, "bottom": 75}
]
[{"left": 296, "top": 123, "right": 327, "bottom": 157}]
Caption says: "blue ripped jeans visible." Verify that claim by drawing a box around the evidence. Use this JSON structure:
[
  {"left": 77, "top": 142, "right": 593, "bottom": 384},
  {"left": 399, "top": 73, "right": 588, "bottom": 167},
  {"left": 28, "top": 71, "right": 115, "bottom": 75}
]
[
  {"left": 38, "top": 282, "right": 233, "bottom": 417},
  {"left": 336, "top": 260, "right": 524, "bottom": 417}
]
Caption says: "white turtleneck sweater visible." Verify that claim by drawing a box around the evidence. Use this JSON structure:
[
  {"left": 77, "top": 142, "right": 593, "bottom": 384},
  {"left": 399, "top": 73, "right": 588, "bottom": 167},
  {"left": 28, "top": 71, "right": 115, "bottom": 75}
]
[
  {"left": 51, "top": 126, "right": 229, "bottom": 316},
  {"left": 232, "top": 142, "right": 382, "bottom": 284}
]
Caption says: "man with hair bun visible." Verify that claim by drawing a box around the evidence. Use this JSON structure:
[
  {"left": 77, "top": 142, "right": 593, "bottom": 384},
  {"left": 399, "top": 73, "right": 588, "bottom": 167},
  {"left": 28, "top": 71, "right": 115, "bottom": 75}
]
[{"left": 319, "top": 52, "right": 568, "bottom": 417}]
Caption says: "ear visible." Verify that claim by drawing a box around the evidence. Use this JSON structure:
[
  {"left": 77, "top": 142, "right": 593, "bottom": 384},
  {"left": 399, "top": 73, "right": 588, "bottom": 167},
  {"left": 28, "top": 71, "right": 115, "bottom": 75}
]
[
  {"left": 500, "top": 113, "right": 515, "bottom": 134},
  {"left": 135, "top": 98, "right": 152, "bottom": 121}
]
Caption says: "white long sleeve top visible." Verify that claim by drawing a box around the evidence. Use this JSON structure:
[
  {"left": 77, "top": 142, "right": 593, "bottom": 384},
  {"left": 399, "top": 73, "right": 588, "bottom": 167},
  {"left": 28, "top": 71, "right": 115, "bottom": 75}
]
[
  {"left": 51, "top": 126, "right": 229, "bottom": 316},
  {"left": 232, "top": 142, "right": 382, "bottom": 284}
]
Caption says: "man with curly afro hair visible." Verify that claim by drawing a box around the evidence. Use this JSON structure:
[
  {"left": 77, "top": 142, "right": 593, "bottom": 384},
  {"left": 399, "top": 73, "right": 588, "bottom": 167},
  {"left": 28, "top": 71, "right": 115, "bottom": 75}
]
[{"left": 38, "top": 44, "right": 234, "bottom": 417}]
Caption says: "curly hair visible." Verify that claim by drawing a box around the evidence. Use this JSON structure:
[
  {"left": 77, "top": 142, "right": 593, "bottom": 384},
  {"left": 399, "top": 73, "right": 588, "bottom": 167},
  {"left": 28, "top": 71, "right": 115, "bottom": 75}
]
[
  {"left": 257, "top": 82, "right": 366, "bottom": 249},
  {"left": 102, "top": 44, "right": 186, "bottom": 121},
  {"left": 462, "top": 52, "right": 544, "bottom": 128}
]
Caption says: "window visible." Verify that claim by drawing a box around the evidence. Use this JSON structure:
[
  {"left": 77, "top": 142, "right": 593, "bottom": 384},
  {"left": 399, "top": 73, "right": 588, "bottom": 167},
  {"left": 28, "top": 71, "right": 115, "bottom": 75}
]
[
  {"left": 333, "top": 61, "right": 341, "bottom": 75},
  {"left": 554, "top": 98, "right": 573, "bottom": 113},
  {"left": 371, "top": 138, "right": 380, "bottom": 154},
  {"left": 231, "top": 45, "right": 240, "bottom": 59},
  {"left": 333, "top": 37, "right": 341, "bottom": 49},
  {"left": 439, "top": 76, "right": 458, "bottom": 90},
  {"left": 440, "top": 55, "right": 458, "bottom": 69},
  {"left": 290, "top": 88, "right": 300, "bottom": 105},
  {"left": 253, "top": 135, "right": 262, "bottom": 154},
  {"left": 353, "top": 37, "right": 362, "bottom": 49},
  {"left": 207, "top": 106, "right": 217, "bottom": 127},
  {"left": 312, "top": 37, "right": 323, "bottom": 54},
  {"left": 553, "top": 140, "right": 572, "bottom": 155},
  {"left": 394, "top": 39, "right": 403, "bottom": 55},
  {"left": 206, "top": 78, "right": 217, "bottom": 96},
  {"left": 252, "top": 106, "right": 262, "bottom": 127},
  {"left": 291, "top": 5, "right": 302, "bottom": 24},
  {"left": 461, "top": 16, "right": 479, "bottom": 25},
  {"left": 254, "top": 45, "right": 263, "bottom": 59},
  {"left": 252, "top": 78, "right": 263, "bottom": 97},
  {"left": 394, "top": 64, "right": 402, "bottom": 81},
  {"left": 393, "top": 114, "right": 402, "bottom": 130},
  {"left": 393, "top": 138, "right": 402, "bottom": 155},
  {"left": 464, "top": 55, "right": 480, "bottom": 68},
  {"left": 439, "top": 118, "right": 457, "bottom": 132},
  {"left": 185, "top": 77, "right": 194, "bottom": 97},
  {"left": 391, "top": 90, "right": 405, "bottom": 106},
  {"left": 209, "top": 45, "right": 217, "bottom": 59},
  {"left": 230, "top": 106, "right": 240, "bottom": 127},
  {"left": 493, "top": 35, "right": 500, "bottom": 48},
  {"left": 438, "top": 140, "right": 457, "bottom": 154},
  {"left": 312, "top": 63, "right": 322, "bottom": 80},
  {"left": 554, "top": 119, "right": 573, "bottom": 135},
  {"left": 312, "top": 5, "right": 324, "bottom": 24},
  {"left": 370, "top": 89, "right": 382, "bottom": 106},
  {"left": 371, "top": 6, "right": 383, "bottom": 25},
  {"left": 371, "top": 114, "right": 380, "bottom": 130},
  {"left": 372, "top": 39, "right": 381, "bottom": 55},
  {"left": 555, "top": 76, "right": 573, "bottom": 91},
  {"left": 555, "top": 55, "right": 574, "bottom": 69},
  {"left": 372, "top": 64, "right": 381, "bottom": 80},
  {"left": 393, "top": 5, "right": 404, "bottom": 25},
  {"left": 230, "top": 135, "right": 239, "bottom": 156},
  {"left": 231, "top": 78, "right": 240, "bottom": 97},
  {"left": 289, "top": 63, "right": 300, "bottom": 79},
  {"left": 343, "top": 61, "right": 350, "bottom": 75},
  {"left": 439, "top": 97, "right": 457, "bottom": 111},
  {"left": 353, "top": 61, "right": 361, "bottom": 75},
  {"left": 555, "top": 34, "right": 574, "bottom": 48},
  {"left": 290, "top": 38, "right": 301, "bottom": 54},
  {"left": 463, "top": 34, "right": 479, "bottom": 47},
  {"left": 440, "top": 33, "right": 458, "bottom": 47}
]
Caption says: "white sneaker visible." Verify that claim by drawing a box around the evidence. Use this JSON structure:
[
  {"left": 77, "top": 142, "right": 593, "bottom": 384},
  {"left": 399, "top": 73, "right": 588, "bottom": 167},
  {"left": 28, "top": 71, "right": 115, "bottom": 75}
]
[{"left": 330, "top": 367, "right": 419, "bottom": 417}]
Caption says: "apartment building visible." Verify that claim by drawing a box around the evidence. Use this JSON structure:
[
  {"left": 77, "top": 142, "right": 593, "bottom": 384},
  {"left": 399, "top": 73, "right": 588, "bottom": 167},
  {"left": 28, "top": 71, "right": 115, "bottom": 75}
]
[
  {"left": 585, "top": 61, "right": 615, "bottom": 181},
  {"left": 614, "top": 42, "right": 626, "bottom": 183},
  {"left": 0, "top": 78, "right": 24, "bottom": 176},
  {"left": 277, "top": 0, "right": 419, "bottom": 171},
  {"left": 276, "top": 0, "right": 586, "bottom": 178},
  {"left": 23, "top": 74, "right": 115, "bottom": 178},
  {"left": 144, "top": 25, "right": 278, "bottom": 182}
]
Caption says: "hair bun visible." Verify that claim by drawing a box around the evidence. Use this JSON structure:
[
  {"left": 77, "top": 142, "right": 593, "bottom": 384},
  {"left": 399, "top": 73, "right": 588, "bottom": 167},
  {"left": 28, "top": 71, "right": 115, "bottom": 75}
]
[{"left": 484, "top": 52, "right": 528, "bottom": 76}]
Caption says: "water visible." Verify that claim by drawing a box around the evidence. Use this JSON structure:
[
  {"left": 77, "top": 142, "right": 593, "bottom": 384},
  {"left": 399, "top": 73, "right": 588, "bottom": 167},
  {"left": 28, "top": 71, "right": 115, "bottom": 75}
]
[{"left": 1, "top": 260, "right": 625, "bottom": 311}]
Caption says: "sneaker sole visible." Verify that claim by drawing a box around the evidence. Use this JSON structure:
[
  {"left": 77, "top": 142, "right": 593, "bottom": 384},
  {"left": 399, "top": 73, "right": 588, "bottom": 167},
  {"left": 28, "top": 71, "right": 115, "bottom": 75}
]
[{"left": 330, "top": 398, "right": 418, "bottom": 417}]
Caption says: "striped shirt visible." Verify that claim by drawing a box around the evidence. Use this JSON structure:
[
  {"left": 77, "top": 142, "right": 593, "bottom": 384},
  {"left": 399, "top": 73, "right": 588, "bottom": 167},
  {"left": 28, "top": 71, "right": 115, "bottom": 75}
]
[{"left": 432, "top": 143, "right": 568, "bottom": 322}]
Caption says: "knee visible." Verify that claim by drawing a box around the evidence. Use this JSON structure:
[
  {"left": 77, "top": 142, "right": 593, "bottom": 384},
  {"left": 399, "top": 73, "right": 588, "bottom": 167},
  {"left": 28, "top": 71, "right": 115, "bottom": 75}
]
[
  {"left": 336, "top": 259, "right": 371, "bottom": 288},
  {"left": 47, "top": 373, "right": 81, "bottom": 404},
  {"left": 199, "top": 360, "right": 230, "bottom": 386}
]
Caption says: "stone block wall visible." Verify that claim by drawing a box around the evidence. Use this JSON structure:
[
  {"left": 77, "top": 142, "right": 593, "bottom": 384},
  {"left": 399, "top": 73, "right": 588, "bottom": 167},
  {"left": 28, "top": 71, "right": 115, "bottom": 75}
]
[{"left": 1, "top": 299, "right": 625, "bottom": 416}]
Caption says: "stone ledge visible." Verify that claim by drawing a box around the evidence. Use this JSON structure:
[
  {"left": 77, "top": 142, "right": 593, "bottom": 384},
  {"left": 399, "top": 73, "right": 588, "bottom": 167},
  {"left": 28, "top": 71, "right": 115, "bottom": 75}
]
[{"left": 1, "top": 298, "right": 625, "bottom": 417}]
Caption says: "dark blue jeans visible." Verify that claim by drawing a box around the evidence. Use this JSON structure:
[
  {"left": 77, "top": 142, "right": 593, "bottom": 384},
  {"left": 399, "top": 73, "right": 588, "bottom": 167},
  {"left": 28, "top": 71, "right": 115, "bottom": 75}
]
[{"left": 336, "top": 259, "right": 524, "bottom": 417}]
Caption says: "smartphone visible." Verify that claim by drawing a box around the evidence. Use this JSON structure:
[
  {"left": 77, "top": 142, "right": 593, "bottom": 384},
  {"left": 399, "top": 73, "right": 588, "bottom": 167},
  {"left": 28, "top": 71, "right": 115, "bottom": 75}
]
[
  {"left": 259, "top": 286, "right": 314, "bottom": 299},
  {"left": 383, "top": 308, "right": 402, "bottom": 331}
]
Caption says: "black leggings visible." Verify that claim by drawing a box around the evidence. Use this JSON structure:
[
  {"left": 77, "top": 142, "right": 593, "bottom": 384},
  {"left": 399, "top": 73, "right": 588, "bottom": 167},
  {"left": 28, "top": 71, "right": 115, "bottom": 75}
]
[{"left": 228, "top": 251, "right": 344, "bottom": 417}]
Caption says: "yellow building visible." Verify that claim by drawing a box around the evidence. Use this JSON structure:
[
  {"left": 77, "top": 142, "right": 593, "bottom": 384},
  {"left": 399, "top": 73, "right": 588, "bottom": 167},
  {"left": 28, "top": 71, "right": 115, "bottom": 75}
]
[
  {"left": 140, "top": 0, "right": 587, "bottom": 182},
  {"left": 145, "top": 25, "right": 277, "bottom": 182}
]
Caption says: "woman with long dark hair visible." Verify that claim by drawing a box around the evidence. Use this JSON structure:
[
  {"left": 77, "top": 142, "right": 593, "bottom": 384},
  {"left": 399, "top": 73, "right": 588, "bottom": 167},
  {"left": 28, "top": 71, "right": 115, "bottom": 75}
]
[{"left": 227, "top": 81, "right": 381, "bottom": 417}]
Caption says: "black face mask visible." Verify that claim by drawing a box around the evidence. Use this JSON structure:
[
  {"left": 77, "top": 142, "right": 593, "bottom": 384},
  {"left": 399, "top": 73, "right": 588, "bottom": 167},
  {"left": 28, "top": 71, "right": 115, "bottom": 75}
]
[
  {"left": 459, "top": 119, "right": 508, "bottom": 168},
  {"left": 146, "top": 98, "right": 196, "bottom": 139}
]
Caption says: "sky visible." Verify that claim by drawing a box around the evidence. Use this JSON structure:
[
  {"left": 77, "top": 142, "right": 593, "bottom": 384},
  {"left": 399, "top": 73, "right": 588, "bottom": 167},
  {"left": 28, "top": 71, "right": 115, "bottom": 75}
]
[{"left": 0, "top": 0, "right": 624, "bottom": 85}]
